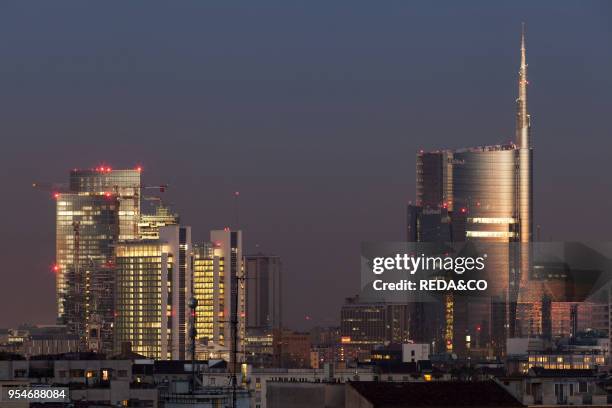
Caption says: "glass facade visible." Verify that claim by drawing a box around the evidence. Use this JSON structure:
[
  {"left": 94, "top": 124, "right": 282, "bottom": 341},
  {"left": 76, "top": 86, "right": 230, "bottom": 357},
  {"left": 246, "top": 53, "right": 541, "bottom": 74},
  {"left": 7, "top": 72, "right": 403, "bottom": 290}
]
[
  {"left": 70, "top": 168, "right": 141, "bottom": 240},
  {"left": 55, "top": 193, "right": 119, "bottom": 342},
  {"left": 452, "top": 146, "right": 519, "bottom": 355},
  {"left": 340, "top": 296, "right": 410, "bottom": 361},
  {"left": 416, "top": 151, "right": 453, "bottom": 211},
  {"left": 56, "top": 168, "right": 142, "bottom": 351}
]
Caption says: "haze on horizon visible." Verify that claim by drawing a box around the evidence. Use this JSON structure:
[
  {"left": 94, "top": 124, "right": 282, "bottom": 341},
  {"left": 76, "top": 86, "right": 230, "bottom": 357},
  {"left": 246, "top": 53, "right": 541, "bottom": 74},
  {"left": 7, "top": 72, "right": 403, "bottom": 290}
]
[{"left": 1, "top": 1, "right": 611, "bottom": 330}]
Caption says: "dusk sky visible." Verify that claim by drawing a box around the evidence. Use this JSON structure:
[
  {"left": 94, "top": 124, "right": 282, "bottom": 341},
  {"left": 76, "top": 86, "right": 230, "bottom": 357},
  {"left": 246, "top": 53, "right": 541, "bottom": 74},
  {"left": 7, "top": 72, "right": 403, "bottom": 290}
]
[{"left": 1, "top": 1, "right": 611, "bottom": 329}]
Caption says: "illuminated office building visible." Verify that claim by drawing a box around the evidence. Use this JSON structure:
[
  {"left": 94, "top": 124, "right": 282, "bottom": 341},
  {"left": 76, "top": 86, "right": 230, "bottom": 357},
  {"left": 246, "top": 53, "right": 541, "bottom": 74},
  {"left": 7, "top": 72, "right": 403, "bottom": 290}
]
[
  {"left": 192, "top": 242, "right": 223, "bottom": 353},
  {"left": 407, "top": 27, "right": 534, "bottom": 355},
  {"left": 114, "top": 225, "right": 192, "bottom": 360},
  {"left": 192, "top": 230, "right": 245, "bottom": 364}
]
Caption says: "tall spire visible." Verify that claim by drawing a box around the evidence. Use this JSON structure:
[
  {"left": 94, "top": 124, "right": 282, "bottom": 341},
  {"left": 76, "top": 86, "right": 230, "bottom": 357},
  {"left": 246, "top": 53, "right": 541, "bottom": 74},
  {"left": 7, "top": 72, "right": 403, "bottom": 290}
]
[
  {"left": 516, "top": 22, "right": 530, "bottom": 148},
  {"left": 516, "top": 22, "right": 533, "bottom": 243}
]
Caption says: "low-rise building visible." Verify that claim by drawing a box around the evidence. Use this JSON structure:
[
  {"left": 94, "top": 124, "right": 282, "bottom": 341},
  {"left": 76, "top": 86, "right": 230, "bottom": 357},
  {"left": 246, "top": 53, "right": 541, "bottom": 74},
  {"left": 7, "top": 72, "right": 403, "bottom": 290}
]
[{"left": 499, "top": 367, "right": 608, "bottom": 406}]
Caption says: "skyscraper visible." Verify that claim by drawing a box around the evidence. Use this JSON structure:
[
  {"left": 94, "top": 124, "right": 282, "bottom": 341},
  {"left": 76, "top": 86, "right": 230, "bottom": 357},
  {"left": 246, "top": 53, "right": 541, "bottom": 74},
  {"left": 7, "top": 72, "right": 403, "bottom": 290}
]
[
  {"left": 245, "top": 254, "right": 282, "bottom": 331},
  {"left": 407, "top": 26, "right": 534, "bottom": 355},
  {"left": 114, "top": 225, "right": 192, "bottom": 360},
  {"left": 192, "top": 242, "right": 222, "bottom": 352},
  {"left": 56, "top": 193, "right": 120, "bottom": 349},
  {"left": 56, "top": 167, "right": 141, "bottom": 351},
  {"left": 192, "top": 230, "right": 245, "bottom": 365}
]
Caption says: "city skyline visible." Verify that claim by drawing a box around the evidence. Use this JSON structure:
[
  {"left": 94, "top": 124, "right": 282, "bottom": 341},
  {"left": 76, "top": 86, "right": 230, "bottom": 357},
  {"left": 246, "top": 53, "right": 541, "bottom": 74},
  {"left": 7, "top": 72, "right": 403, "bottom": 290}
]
[{"left": 2, "top": 1, "right": 612, "bottom": 330}]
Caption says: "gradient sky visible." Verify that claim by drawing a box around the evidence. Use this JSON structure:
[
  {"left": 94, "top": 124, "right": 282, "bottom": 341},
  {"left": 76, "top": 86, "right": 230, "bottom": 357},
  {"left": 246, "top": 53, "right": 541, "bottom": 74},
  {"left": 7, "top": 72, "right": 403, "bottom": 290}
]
[{"left": 1, "top": 1, "right": 611, "bottom": 329}]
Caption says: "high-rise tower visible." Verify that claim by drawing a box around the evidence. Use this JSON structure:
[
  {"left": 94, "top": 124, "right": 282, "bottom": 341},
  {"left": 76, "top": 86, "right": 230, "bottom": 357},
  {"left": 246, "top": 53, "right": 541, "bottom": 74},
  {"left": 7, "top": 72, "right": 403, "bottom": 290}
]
[
  {"left": 245, "top": 254, "right": 283, "bottom": 331},
  {"left": 407, "top": 25, "right": 536, "bottom": 354},
  {"left": 55, "top": 167, "right": 141, "bottom": 351},
  {"left": 192, "top": 230, "right": 246, "bottom": 365},
  {"left": 114, "top": 225, "right": 192, "bottom": 359}
]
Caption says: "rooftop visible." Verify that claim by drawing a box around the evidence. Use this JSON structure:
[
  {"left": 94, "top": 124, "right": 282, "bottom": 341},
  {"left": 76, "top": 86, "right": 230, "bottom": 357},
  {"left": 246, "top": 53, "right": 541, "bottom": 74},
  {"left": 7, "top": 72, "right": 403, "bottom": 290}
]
[
  {"left": 349, "top": 380, "right": 524, "bottom": 407},
  {"left": 420, "top": 143, "right": 518, "bottom": 155}
]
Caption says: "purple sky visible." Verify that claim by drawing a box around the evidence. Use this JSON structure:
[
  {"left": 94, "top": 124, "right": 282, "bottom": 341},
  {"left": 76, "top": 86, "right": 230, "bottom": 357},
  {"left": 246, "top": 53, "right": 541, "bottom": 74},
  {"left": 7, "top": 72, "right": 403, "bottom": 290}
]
[{"left": 1, "top": 1, "right": 611, "bottom": 329}]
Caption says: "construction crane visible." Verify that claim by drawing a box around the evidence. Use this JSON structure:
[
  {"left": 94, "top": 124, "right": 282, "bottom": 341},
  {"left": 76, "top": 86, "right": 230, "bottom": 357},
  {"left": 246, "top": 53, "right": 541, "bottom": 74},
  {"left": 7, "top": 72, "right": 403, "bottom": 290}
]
[{"left": 32, "top": 182, "right": 68, "bottom": 198}]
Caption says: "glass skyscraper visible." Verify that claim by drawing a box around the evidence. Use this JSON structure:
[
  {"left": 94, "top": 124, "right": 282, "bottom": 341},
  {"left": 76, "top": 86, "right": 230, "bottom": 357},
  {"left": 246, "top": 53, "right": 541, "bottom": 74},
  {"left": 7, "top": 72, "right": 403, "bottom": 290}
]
[
  {"left": 407, "top": 28, "right": 534, "bottom": 357},
  {"left": 55, "top": 167, "right": 141, "bottom": 350}
]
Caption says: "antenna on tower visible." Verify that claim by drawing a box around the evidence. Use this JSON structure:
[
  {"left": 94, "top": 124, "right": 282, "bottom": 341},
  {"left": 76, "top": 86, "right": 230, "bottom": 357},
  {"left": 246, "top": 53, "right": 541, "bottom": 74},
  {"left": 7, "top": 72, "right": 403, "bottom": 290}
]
[{"left": 233, "top": 191, "right": 240, "bottom": 229}]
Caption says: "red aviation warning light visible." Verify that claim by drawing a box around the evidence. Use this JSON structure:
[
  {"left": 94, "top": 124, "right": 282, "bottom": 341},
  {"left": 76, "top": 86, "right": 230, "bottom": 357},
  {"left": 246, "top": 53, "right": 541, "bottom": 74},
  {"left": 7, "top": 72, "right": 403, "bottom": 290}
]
[
  {"left": 52, "top": 264, "right": 59, "bottom": 273},
  {"left": 136, "top": 165, "right": 143, "bottom": 172},
  {"left": 53, "top": 192, "right": 60, "bottom": 199}
]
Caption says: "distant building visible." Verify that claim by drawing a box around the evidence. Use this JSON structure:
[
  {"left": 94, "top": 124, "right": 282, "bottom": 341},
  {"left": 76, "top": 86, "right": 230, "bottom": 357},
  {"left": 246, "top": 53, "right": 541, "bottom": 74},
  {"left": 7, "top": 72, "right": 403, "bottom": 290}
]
[
  {"left": 23, "top": 328, "right": 79, "bottom": 358},
  {"left": 527, "top": 350, "right": 606, "bottom": 371},
  {"left": 245, "top": 254, "right": 282, "bottom": 331},
  {"left": 273, "top": 329, "right": 311, "bottom": 368},
  {"left": 244, "top": 327, "right": 274, "bottom": 368},
  {"left": 340, "top": 296, "right": 410, "bottom": 352},
  {"left": 402, "top": 343, "right": 430, "bottom": 363}
]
